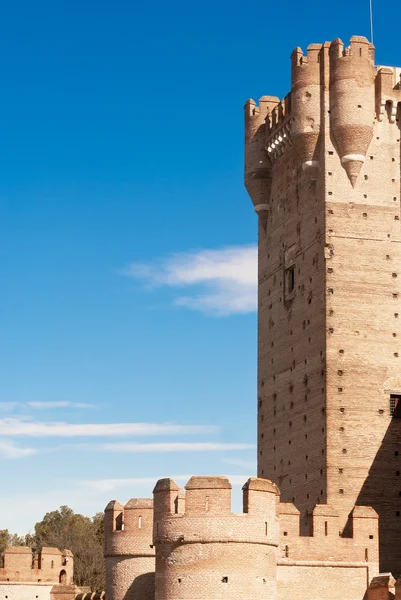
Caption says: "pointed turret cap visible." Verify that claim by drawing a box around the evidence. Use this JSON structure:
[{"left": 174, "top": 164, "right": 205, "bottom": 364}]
[{"left": 341, "top": 157, "right": 365, "bottom": 187}]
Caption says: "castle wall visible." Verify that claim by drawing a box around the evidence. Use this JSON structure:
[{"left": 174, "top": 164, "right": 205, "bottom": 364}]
[
  {"left": 277, "top": 563, "right": 371, "bottom": 600},
  {"left": 0, "top": 582, "right": 54, "bottom": 600},
  {"left": 255, "top": 117, "right": 328, "bottom": 529},
  {"left": 0, "top": 547, "right": 73, "bottom": 584}
]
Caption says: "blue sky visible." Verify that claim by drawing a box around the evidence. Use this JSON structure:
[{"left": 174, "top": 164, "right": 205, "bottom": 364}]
[{"left": 0, "top": 0, "right": 399, "bottom": 534}]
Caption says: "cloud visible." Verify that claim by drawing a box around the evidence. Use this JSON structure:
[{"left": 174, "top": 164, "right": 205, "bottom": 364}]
[
  {"left": 121, "top": 245, "right": 257, "bottom": 315},
  {"left": 97, "top": 442, "right": 255, "bottom": 453},
  {"left": 0, "top": 440, "right": 37, "bottom": 459},
  {"left": 0, "top": 403, "right": 19, "bottom": 412},
  {"left": 0, "top": 418, "right": 218, "bottom": 438},
  {"left": 0, "top": 401, "right": 95, "bottom": 412},
  {"left": 26, "top": 401, "right": 95, "bottom": 409}
]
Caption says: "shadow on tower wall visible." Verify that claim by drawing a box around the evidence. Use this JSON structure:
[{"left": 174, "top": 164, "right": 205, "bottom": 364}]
[
  {"left": 349, "top": 415, "right": 401, "bottom": 577},
  {"left": 124, "top": 572, "right": 155, "bottom": 600}
]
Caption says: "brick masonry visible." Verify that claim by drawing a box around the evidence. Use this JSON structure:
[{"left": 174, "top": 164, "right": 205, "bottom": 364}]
[{"left": 245, "top": 35, "right": 401, "bottom": 575}]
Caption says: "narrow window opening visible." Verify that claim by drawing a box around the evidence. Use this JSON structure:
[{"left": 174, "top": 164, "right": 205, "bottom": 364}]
[
  {"left": 369, "top": 535, "right": 374, "bottom": 539},
  {"left": 205, "top": 496, "right": 209, "bottom": 512},
  {"left": 286, "top": 265, "right": 295, "bottom": 294},
  {"left": 324, "top": 521, "right": 328, "bottom": 536},
  {"left": 391, "top": 395, "right": 401, "bottom": 418},
  {"left": 138, "top": 516, "right": 142, "bottom": 529},
  {"left": 365, "top": 548, "right": 368, "bottom": 561},
  {"left": 115, "top": 512, "right": 123, "bottom": 531},
  {"left": 265, "top": 522, "right": 268, "bottom": 535},
  {"left": 285, "top": 545, "right": 289, "bottom": 557}
]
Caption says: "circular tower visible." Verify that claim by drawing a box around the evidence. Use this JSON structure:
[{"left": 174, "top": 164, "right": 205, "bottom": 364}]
[
  {"left": 244, "top": 96, "right": 279, "bottom": 217},
  {"left": 104, "top": 498, "right": 155, "bottom": 600},
  {"left": 153, "top": 476, "right": 279, "bottom": 600},
  {"left": 291, "top": 44, "right": 322, "bottom": 179},
  {"left": 329, "top": 36, "right": 375, "bottom": 186}
]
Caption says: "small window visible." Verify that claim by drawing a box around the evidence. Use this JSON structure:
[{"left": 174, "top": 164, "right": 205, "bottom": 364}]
[
  {"left": 138, "top": 516, "right": 142, "bottom": 529},
  {"left": 286, "top": 265, "right": 295, "bottom": 294},
  {"left": 391, "top": 395, "right": 401, "bottom": 418},
  {"left": 222, "top": 577, "right": 228, "bottom": 583}
]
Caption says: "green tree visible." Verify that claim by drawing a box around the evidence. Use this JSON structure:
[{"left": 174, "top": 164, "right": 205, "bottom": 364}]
[{"left": 32, "top": 506, "right": 105, "bottom": 591}]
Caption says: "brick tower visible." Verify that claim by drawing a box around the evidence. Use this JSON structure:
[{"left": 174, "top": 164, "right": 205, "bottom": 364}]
[
  {"left": 104, "top": 498, "right": 155, "bottom": 600},
  {"left": 152, "top": 476, "right": 279, "bottom": 600},
  {"left": 245, "top": 36, "right": 401, "bottom": 574}
]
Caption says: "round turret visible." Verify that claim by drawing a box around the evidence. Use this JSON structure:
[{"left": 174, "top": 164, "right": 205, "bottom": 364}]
[
  {"left": 104, "top": 498, "right": 155, "bottom": 600},
  {"left": 244, "top": 96, "right": 279, "bottom": 217},
  {"left": 291, "top": 44, "right": 323, "bottom": 179},
  {"left": 153, "top": 476, "right": 279, "bottom": 600},
  {"left": 329, "top": 36, "right": 375, "bottom": 186}
]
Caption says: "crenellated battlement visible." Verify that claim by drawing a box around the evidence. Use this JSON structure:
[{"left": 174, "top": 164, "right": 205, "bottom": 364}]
[
  {"left": 0, "top": 546, "right": 73, "bottom": 584},
  {"left": 152, "top": 477, "right": 280, "bottom": 600},
  {"left": 105, "top": 476, "right": 382, "bottom": 600},
  {"left": 277, "top": 503, "right": 379, "bottom": 565},
  {"left": 104, "top": 497, "right": 155, "bottom": 558},
  {"left": 245, "top": 35, "right": 401, "bottom": 206},
  {"left": 376, "top": 66, "right": 401, "bottom": 123}
]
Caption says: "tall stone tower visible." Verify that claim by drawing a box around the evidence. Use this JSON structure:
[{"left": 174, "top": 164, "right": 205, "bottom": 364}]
[{"left": 245, "top": 36, "right": 401, "bottom": 574}]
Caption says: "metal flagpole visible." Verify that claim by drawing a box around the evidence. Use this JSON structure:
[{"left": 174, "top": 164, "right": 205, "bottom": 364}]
[{"left": 370, "top": 0, "right": 374, "bottom": 45}]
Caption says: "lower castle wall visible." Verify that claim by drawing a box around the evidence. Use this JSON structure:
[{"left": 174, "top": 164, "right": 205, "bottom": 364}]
[
  {"left": 155, "top": 543, "right": 277, "bottom": 600},
  {"left": 0, "top": 582, "right": 54, "bottom": 600},
  {"left": 106, "top": 556, "right": 155, "bottom": 600},
  {"left": 277, "top": 562, "right": 373, "bottom": 600}
]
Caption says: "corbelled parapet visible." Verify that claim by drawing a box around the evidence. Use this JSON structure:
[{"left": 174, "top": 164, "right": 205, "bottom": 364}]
[
  {"left": 104, "top": 498, "right": 155, "bottom": 600},
  {"left": 153, "top": 476, "right": 279, "bottom": 600},
  {"left": 329, "top": 36, "right": 375, "bottom": 186},
  {"left": 244, "top": 35, "right": 396, "bottom": 206}
]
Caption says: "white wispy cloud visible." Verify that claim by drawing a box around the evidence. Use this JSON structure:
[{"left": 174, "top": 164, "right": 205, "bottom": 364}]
[
  {"left": 121, "top": 245, "right": 257, "bottom": 315},
  {"left": 0, "top": 402, "right": 19, "bottom": 412},
  {"left": 0, "top": 418, "right": 218, "bottom": 438},
  {"left": 26, "top": 401, "right": 95, "bottom": 409},
  {"left": 0, "top": 401, "right": 95, "bottom": 411},
  {"left": 97, "top": 442, "right": 255, "bottom": 453},
  {"left": 0, "top": 439, "right": 37, "bottom": 459}
]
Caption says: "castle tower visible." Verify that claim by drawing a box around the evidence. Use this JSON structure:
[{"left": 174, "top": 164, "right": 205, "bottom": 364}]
[
  {"left": 153, "top": 476, "right": 279, "bottom": 600},
  {"left": 245, "top": 36, "right": 401, "bottom": 574},
  {"left": 104, "top": 498, "right": 155, "bottom": 600}
]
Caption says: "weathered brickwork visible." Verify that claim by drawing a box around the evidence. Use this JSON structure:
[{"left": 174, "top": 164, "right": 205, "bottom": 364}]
[
  {"left": 0, "top": 547, "right": 76, "bottom": 600},
  {"left": 104, "top": 499, "right": 155, "bottom": 600},
  {"left": 104, "top": 475, "right": 382, "bottom": 600},
  {"left": 0, "top": 547, "right": 73, "bottom": 584},
  {"left": 245, "top": 36, "right": 401, "bottom": 574}
]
